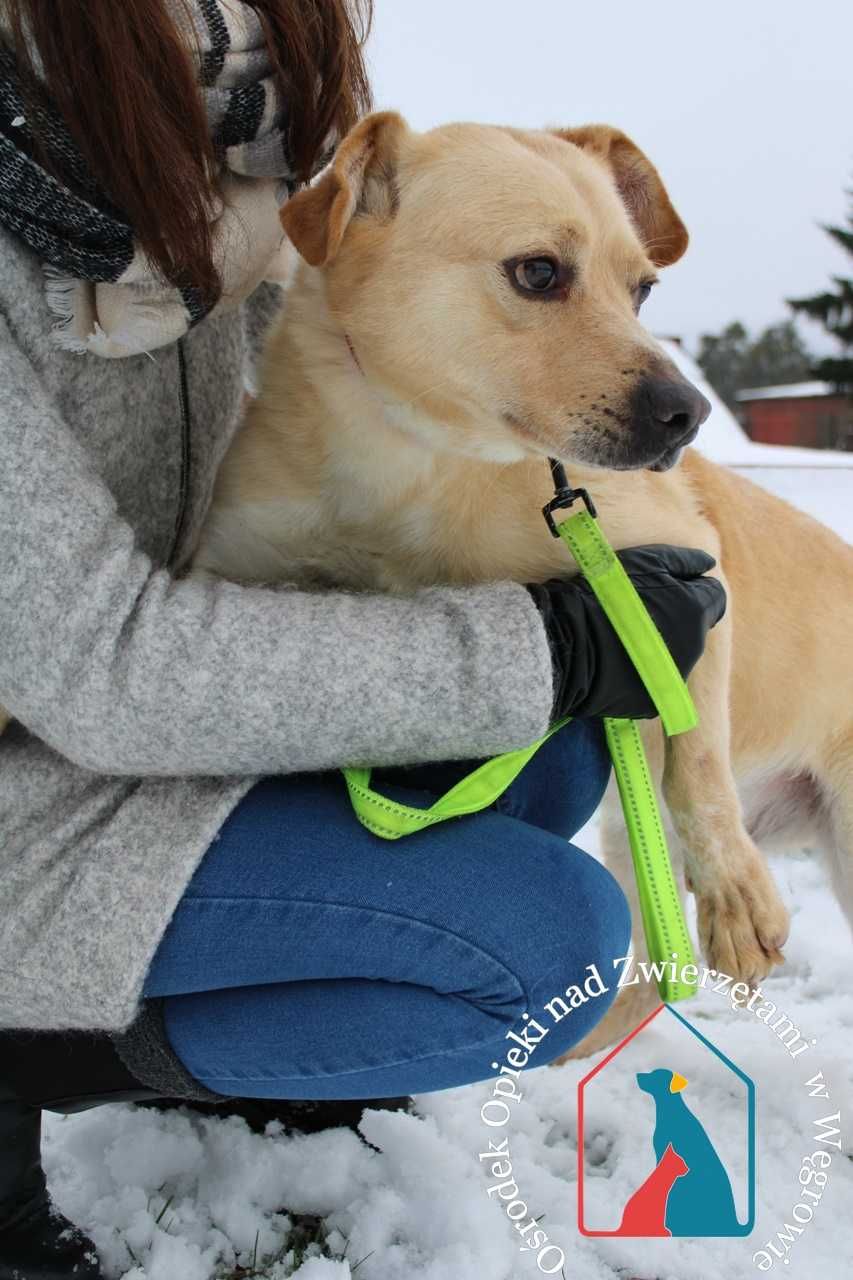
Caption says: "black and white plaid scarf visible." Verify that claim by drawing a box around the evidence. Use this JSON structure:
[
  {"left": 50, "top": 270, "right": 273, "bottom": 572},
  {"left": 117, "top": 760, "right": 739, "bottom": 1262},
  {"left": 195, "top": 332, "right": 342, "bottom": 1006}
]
[{"left": 0, "top": 1, "right": 330, "bottom": 357}]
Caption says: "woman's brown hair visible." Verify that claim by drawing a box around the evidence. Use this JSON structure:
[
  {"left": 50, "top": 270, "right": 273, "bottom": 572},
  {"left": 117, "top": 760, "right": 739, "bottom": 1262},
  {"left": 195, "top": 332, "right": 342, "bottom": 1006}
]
[{"left": 3, "top": 0, "right": 373, "bottom": 301}]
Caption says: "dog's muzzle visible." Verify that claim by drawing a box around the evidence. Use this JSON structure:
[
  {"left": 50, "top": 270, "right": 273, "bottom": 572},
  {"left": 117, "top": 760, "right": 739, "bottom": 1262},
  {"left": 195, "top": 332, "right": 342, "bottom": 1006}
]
[{"left": 630, "top": 375, "right": 711, "bottom": 471}]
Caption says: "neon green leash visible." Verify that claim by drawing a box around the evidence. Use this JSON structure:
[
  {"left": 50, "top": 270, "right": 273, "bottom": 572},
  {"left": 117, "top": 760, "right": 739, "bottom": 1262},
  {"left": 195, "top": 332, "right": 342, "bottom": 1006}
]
[{"left": 342, "top": 463, "right": 697, "bottom": 1003}]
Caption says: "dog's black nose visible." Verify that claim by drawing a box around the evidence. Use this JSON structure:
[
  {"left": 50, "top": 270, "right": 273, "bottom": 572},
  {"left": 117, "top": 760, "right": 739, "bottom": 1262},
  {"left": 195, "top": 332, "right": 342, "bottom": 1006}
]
[{"left": 635, "top": 376, "right": 711, "bottom": 440}]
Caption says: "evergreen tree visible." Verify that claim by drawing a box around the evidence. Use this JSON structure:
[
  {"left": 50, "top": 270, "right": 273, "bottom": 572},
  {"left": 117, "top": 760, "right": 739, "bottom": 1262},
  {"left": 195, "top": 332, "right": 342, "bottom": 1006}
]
[
  {"left": 788, "top": 188, "right": 853, "bottom": 392},
  {"left": 739, "top": 321, "right": 814, "bottom": 391},
  {"left": 696, "top": 319, "right": 813, "bottom": 408},
  {"left": 696, "top": 321, "right": 748, "bottom": 408}
]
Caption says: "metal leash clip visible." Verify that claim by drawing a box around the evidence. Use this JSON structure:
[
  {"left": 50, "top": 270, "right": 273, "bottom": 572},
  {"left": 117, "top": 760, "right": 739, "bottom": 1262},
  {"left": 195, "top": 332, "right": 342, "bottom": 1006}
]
[{"left": 542, "top": 457, "right": 596, "bottom": 535}]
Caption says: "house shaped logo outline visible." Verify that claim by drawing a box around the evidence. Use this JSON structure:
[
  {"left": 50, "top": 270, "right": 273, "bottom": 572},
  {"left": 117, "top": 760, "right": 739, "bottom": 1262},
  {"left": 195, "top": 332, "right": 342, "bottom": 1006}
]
[{"left": 577, "top": 1002, "right": 756, "bottom": 1237}]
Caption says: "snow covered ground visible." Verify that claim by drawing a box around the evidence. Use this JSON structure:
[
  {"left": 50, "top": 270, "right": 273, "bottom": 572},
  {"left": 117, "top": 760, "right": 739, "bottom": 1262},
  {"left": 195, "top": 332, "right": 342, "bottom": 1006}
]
[{"left": 44, "top": 378, "right": 852, "bottom": 1280}]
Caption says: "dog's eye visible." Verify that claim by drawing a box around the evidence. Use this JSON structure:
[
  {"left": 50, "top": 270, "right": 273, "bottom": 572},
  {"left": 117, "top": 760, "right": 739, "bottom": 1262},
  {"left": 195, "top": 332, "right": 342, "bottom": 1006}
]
[
  {"left": 516, "top": 257, "right": 558, "bottom": 291},
  {"left": 505, "top": 255, "right": 567, "bottom": 298},
  {"left": 634, "top": 280, "right": 657, "bottom": 310}
]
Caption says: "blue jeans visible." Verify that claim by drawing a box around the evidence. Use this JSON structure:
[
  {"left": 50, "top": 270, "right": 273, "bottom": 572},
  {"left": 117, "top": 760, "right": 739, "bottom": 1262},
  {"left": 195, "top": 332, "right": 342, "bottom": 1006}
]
[{"left": 142, "top": 719, "right": 631, "bottom": 1098}]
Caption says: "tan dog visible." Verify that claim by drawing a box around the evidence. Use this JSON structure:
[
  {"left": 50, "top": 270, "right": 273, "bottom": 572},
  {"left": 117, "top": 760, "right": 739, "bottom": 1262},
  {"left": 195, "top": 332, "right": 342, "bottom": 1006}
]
[{"left": 193, "top": 113, "right": 853, "bottom": 1053}]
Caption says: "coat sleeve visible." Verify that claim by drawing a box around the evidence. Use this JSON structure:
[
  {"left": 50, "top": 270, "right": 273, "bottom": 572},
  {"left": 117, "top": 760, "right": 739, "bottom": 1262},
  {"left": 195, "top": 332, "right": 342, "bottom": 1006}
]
[{"left": 0, "top": 319, "right": 555, "bottom": 776}]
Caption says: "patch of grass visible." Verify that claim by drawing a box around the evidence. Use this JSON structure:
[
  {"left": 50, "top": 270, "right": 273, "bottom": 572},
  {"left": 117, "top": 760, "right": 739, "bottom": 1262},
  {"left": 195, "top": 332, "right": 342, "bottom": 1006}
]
[
  {"left": 154, "top": 1194, "right": 175, "bottom": 1227},
  {"left": 125, "top": 1239, "right": 143, "bottom": 1270},
  {"left": 121, "top": 1202, "right": 372, "bottom": 1279},
  {"left": 217, "top": 1212, "right": 337, "bottom": 1279}
]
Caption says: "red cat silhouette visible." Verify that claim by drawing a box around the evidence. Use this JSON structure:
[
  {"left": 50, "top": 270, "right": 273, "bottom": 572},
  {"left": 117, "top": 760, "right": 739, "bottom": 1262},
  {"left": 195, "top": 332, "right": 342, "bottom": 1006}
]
[{"left": 619, "top": 1142, "right": 689, "bottom": 1236}]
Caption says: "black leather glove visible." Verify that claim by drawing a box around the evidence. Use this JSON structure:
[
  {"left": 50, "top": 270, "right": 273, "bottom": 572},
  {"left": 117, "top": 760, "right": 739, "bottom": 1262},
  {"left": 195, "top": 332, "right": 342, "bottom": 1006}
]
[{"left": 525, "top": 545, "right": 727, "bottom": 722}]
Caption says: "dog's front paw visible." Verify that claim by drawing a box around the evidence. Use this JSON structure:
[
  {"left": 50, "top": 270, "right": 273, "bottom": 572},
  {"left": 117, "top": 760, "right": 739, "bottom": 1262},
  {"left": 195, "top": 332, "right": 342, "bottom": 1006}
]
[{"left": 693, "top": 854, "right": 790, "bottom": 986}]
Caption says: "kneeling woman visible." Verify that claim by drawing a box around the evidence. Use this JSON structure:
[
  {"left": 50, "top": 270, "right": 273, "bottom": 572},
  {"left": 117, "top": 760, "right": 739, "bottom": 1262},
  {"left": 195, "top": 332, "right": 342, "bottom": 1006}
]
[{"left": 0, "top": 2, "right": 724, "bottom": 1276}]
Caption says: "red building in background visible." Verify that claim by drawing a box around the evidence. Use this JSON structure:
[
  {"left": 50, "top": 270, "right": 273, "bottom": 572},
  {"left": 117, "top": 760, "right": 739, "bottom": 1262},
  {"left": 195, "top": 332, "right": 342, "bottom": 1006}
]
[{"left": 735, "top": 382, "right": 853, "bottom": 452}]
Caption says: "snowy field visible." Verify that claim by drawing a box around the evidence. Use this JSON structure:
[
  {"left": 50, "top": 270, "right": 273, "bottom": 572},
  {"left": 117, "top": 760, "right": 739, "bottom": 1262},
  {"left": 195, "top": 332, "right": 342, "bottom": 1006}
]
[{"left": 44, "top": 381, "right": 852, "bottom": 1280}]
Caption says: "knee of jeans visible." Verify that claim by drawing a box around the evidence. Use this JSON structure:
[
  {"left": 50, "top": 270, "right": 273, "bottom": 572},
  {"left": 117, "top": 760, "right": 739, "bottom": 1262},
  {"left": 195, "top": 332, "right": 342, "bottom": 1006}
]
[
  {"left": 536, "top": 846, "right": 633, "bottom": 977},
  {"left": 524, "top": 861, "right": 632, "bottom": 1066},
  {"left": 570, "top": 856, "right": 632, "bottom": 996},
  {"left": 592, "top": 858, "right": 632, "bottom": 966}
]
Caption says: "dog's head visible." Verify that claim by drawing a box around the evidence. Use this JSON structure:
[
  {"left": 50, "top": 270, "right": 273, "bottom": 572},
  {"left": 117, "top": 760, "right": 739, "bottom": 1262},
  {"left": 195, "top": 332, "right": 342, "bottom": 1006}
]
[
  {"left": 281, "top": 112, "right": 710, "bottom": 472},
  {"left": 637, "top": 1069, "right": 689, "bottom": 1099}
]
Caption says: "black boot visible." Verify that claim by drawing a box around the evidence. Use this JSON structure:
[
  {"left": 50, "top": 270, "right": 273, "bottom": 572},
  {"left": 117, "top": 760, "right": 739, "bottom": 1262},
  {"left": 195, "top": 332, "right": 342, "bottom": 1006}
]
[
  {"left": 1, "top": 1029, "right": 163, "bottom": 1280},
  {"left": 0, "top": 1085, "right": 104, "bottom": 1280}
]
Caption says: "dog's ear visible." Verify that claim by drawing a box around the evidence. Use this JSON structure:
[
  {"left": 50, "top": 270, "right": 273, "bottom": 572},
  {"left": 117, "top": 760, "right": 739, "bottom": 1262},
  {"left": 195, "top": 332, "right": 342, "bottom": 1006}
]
[
  {"left": 553, "top": 125, "right": 688, "bottom": 267},
  {"left": 280, "top": 111, "right": 408, "bottom": 268}
]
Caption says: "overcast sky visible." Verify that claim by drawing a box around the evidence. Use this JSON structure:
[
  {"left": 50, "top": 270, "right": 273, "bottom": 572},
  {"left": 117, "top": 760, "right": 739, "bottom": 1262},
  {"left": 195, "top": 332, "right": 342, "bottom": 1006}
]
[{"left": 366, "top": 1, "right": 852, "bottom": 356}]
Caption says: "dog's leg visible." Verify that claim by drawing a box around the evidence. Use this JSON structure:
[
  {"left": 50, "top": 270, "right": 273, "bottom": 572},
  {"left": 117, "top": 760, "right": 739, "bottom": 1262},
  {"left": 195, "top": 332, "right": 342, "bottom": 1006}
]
[
  {"left": 820, "top": 733, "right": 853, "bottom": 934},
  {"left": 662, "top": 590, "right": 790, "bottom": 986}
]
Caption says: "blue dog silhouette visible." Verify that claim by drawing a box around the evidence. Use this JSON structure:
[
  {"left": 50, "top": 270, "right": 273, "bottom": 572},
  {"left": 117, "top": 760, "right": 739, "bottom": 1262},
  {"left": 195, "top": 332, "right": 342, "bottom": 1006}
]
[{"left": 636, "top": 1068, "right": 741, "bottom": 1236}]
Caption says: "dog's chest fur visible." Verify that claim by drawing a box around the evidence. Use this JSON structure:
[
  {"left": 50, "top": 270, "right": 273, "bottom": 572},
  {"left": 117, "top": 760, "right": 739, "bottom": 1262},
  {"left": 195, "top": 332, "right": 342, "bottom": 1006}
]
[{"left": 196, "top": 475, "right": 569, "bottom": 592}]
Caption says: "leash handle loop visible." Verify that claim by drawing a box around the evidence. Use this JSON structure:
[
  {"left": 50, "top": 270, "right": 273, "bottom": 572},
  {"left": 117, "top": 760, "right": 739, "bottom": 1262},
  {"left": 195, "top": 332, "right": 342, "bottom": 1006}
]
[{"left": 343, "top": 717, "right": 570, "bottom": 840}]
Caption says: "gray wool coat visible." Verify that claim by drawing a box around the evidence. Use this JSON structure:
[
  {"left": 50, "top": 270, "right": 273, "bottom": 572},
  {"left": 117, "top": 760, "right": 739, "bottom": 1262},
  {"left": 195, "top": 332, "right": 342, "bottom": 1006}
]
[{"left": 0, "top": 225, "right": 556, "bottom": 1040}]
